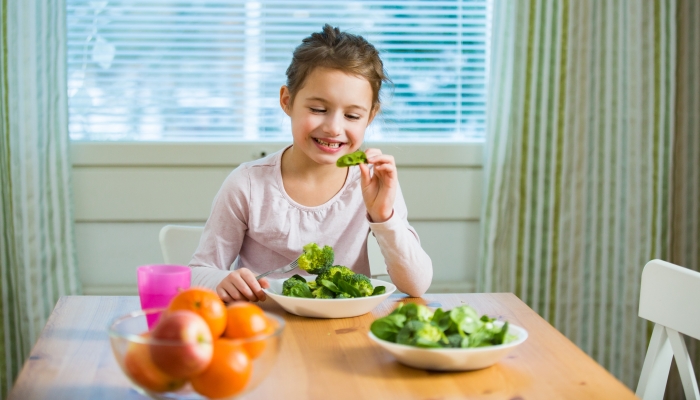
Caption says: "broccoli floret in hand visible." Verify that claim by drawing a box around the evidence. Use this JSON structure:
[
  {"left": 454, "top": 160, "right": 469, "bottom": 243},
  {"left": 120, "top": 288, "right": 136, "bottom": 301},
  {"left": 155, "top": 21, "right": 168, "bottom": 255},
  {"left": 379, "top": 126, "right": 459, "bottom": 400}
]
[{"left": 297, "top": 243, "right": 334, "bottom": 274}]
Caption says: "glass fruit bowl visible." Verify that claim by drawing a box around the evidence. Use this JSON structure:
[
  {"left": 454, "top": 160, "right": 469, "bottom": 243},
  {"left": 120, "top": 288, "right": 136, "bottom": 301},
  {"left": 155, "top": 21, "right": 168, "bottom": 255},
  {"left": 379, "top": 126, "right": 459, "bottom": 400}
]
[{"left": 109, "top": 308, "right": 285, "bottom": 400}]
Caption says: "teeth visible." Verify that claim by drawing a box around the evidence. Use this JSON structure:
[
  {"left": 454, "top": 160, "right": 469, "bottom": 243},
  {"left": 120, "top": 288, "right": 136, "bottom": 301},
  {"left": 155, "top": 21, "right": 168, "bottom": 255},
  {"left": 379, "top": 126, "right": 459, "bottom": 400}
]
[{"left": 315, "top": 138, "right": 341, "bottom": 148}]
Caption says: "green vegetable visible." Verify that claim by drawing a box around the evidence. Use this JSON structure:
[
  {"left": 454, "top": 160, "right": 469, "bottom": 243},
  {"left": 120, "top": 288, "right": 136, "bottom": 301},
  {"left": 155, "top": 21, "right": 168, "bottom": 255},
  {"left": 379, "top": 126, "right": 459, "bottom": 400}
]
[
  {"left": 370, "top": 303, "right": 514, "bottom": 349},
  {"left": 372, "top": 286, "right": 386, "bottom": 296},
  {"left": 369, "top": 313, "right": 407, "bottom": 342},
  {"left": 311, "top": 286, "right": 335, "bottom": 299},
  {"left": 315, "top": 265, "right": 354, "bottom": 286},
  {"left": 281, "top": 244, "right": 386, "bottom": 299},
  {"left": 396, "top": 320, "right": 445, "bottom": 348},
  {"left": 282, "top": 274, "right": 313, "bottom": 298},
  {"left": 319, "top": 279, "right": 341, "bottom": 294},
  {"left": 390, "top": 303, "right": 433, "bottom": 323},
  {"left": 348, "top": 274, "right": 374, "bottom": 297},
  {"left": 297, "top": 243, "right": 334, "bottom": 274},
  {"left": 336, "top": 150, "right": 368, "bottom": 167},
  {"left": 282, "top": 243, "right": 386, "bottom": 298}
]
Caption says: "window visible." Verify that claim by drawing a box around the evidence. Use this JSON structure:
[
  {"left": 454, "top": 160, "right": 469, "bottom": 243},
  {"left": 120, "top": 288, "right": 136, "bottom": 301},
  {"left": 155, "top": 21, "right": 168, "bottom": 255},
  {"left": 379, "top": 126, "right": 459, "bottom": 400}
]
[{"left": 66, "top": 1, "right": 488, "bottom": 142}]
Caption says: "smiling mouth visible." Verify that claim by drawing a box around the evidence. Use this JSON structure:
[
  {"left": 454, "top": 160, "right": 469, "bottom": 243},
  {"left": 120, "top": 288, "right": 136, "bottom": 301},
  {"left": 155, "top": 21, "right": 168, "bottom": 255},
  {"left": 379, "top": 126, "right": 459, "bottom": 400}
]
[{"left": 314, "top": 138, "right": 343, "bottom": 149}]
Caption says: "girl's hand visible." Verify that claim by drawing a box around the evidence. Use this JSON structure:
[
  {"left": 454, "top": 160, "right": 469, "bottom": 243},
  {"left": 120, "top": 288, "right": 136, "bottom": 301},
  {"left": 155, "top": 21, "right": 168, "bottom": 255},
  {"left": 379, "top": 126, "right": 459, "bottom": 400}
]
[
  {"left": 216, "top": 268, "right": 269, "bottom": 303},
  {"left": 359, "top": 148, "right": 397, "bottom": 223}
]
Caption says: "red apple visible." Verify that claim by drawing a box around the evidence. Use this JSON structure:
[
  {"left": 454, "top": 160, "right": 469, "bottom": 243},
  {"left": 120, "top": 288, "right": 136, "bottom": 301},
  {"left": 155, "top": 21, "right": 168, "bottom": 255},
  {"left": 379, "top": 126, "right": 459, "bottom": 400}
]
[
  {"left": 123, "top": 333, "right": 186, "bottom": 393},
  {"left": 149, "top": 310, "right": 214, "bottom": 379}
]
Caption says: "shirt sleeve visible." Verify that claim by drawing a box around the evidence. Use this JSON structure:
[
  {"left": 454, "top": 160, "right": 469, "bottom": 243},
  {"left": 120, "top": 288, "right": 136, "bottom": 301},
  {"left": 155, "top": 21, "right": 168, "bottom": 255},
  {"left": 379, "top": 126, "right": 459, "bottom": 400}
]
[
  {"left": 188, "top": 165, "right": 250, "bottom": 290},
  {"left": 368, "top": 183, "right": 433, "bottom": 297}
]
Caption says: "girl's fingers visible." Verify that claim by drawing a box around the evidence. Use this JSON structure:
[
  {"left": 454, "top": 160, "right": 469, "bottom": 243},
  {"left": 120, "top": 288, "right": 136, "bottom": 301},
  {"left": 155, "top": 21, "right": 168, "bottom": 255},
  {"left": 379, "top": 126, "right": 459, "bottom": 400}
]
[
  {"left": 219, "top": 279, "right": 243, "bottom": 302},
  {"left": 373, "top": 163, "right": 397, "bottom": 180},
  {"left": 230, "top": 273, "right": 259, "bottom": 302},
  {"left": 367, "top": 154, "right": 395, "bottom": 166},
  {"left": 239, "top": 269, "right": 267, "bottom": 301},
  {"left": 363, "top": 148, "right": 382, "bottom": 159},
  {"left": 359, "top": 163, "right": 371, "bottom": 187},
  {"left": 217, "top": 285, "right": 234, "bottom": 303},
  {"left": 218, "top": 271, "right": 271, "bottom": 303}
]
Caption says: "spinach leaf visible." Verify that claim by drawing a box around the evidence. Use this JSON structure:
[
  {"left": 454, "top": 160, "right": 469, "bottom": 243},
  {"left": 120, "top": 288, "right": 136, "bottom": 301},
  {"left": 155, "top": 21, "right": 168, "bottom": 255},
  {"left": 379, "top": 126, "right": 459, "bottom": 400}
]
[
  {"left": 288, "top": 283, "right": 313, "bottom": 298},
  {"left": 371, "top": 286, "right": 386, "bottom": 296},
  {"left": 395, "top": 303, "right": 433, "bottom": 322},
  {"left": 320, "top": 279, "right": 341, "bottom": 294},
  {"left": 338, "top": 280, "right": 362, "bottom": 298},
  {"left": 431, "top": 308, "right": 452, "bottom": 331},
  {"left": 370, "top": 313, "right": 407, "bottom": 342},
  {"left": 450, "top": 305, "right": 481, "bottom": 335},
  {"left": 493, "top": 321, "right": 509, "bottom": 345},
  {"left": 372, "top": 302, "right": 516, "bottom": 349},
  {"left": 336, "top": 150, "right": 368, "bottom": 167},
  {"left": 396, "top": 321, "right": 443, "bottom": 348}
]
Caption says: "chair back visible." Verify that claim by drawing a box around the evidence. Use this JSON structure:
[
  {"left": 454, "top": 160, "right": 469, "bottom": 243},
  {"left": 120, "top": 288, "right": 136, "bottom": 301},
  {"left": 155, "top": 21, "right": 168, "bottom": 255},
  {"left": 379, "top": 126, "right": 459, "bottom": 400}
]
[
  {"left": 159, "top": 225, "right": 204, "bottom": 265},
  {"left": 636, "top": 259, "right": 700, "bottom": 400},
  {"left": 639, "top": 259, "right": 700, "bottom": 340}
]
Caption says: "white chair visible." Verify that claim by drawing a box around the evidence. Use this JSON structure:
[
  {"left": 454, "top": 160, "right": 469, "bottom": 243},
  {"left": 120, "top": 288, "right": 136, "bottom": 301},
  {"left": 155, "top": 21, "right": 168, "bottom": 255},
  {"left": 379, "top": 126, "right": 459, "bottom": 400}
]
[
  {"left": 159, "top": 225, "right": 204, "bottom": 265},
  {"left": 636, "top": 259, "right": 700, "bottom": 400},
  {"left": 158, "top": 224, "right": 389, "bottom": 279}
]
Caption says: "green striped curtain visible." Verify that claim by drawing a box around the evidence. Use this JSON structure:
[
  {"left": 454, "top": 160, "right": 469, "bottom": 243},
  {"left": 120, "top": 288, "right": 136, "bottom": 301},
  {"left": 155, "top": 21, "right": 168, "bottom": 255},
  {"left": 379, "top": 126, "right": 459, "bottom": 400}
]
[
  {"left": 479, "top": 0, "right": 677, "bottom": 389},
  {"left": 667, "top": 0, "right": 700, "bottom": 398},
  {"left": 0, "top": 0, "right": 82, "bottom": 396}
]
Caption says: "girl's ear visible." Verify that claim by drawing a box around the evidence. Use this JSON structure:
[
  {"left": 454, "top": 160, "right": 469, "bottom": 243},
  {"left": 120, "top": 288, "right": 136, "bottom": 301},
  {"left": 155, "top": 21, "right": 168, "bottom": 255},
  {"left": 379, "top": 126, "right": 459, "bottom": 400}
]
[{"left": 279, "top": 86, "right": 292, "bottom": 116}]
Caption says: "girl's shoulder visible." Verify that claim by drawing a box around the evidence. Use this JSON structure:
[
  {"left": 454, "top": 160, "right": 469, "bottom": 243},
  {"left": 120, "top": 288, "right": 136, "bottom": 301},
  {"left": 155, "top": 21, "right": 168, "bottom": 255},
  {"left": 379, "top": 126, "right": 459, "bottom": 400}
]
[
  {"left": 220, "top": 147, "right": 285, "bottom": 189},
  {"left": 240, "top": 147, "right": 284, "bottom": 170}
]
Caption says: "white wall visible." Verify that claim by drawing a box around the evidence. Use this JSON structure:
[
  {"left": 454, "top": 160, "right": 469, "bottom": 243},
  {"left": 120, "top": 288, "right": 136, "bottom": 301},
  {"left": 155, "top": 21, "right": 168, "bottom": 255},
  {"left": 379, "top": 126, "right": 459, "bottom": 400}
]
[{"left": 71, "top": 142, "right": 484, "bottom": 295}]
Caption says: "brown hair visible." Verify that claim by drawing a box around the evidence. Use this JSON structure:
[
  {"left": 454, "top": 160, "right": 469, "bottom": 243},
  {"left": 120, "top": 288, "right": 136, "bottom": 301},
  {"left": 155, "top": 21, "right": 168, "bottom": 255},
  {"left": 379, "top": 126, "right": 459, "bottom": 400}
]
[{"left": 285, "top": 24, "right": 389, "bottom": 112}]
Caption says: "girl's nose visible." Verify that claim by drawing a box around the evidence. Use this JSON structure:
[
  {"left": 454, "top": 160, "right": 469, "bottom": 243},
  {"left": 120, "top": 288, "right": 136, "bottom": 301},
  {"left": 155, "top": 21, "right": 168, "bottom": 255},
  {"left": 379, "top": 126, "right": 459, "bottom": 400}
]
[{"left": 323, "top": 113, "right": 343, "bottom": 136}]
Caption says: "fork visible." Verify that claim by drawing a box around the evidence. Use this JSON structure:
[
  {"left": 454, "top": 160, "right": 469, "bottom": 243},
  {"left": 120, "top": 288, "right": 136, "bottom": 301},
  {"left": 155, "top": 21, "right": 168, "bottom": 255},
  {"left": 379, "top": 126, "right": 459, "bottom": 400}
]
[{"left": 255, "top": 258, "right": 300, "bottom": 280}]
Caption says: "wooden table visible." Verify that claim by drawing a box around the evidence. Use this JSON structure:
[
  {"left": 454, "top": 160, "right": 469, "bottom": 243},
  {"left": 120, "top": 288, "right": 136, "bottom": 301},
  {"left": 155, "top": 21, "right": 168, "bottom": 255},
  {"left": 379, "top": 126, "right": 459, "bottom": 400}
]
[{"left": 9, "top": 294, "right": 638, "bottom": 400}]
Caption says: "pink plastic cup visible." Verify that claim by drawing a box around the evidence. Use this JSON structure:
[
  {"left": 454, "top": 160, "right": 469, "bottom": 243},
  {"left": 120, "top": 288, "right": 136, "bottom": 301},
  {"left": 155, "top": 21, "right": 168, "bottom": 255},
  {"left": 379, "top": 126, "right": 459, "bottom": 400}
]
[{"left": 137, "top": 264, "right": 191, "bottom": 329}]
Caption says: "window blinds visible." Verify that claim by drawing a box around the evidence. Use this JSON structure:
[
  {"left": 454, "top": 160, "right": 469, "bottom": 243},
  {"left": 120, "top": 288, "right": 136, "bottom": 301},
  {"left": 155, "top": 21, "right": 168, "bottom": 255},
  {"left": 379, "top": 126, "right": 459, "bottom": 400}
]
[{"left": 66, "top": 1, "right": 488, "bottom": 141}]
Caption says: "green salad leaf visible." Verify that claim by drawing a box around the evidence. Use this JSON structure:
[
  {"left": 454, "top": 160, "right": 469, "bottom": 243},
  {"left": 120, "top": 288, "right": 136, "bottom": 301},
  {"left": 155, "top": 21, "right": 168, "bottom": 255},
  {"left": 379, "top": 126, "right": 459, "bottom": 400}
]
[
  {"left": 336, "top": 150, "right": 368, "bottom": 167},
  {"left": 370, "top": 303, "right": 516, "bottom": 349}
]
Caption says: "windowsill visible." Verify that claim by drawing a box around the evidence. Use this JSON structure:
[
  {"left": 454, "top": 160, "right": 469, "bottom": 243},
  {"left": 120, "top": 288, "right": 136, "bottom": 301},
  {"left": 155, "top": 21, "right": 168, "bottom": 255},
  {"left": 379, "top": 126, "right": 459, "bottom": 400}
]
[{"left": 70, "top": 141, "right": 485, "bottom": 168}]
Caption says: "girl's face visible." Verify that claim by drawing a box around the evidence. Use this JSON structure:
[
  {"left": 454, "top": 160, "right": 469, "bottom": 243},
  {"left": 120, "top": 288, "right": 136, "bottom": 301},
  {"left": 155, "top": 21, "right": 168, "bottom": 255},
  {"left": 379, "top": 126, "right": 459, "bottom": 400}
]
[{"left": 280, "top": 67, "right": 375, "bottom": 166}]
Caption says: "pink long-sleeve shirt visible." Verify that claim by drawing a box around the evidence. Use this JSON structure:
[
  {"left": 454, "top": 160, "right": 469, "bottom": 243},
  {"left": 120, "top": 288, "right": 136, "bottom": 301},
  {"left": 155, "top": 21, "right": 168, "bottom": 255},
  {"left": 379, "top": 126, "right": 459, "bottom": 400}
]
[{"left": 188, "top": 146, "right": 433, "bottom": 297}]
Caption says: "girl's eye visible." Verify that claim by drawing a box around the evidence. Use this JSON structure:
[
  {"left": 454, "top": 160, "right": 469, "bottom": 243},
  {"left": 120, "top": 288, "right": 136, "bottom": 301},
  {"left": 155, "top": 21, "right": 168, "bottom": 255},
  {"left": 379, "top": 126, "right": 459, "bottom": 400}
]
[
  {"left": 346, "top": 114, "right": 361, "bottom": 120},
  {"left": 310, "top": 108, "right": 325, "bottom": 113}
]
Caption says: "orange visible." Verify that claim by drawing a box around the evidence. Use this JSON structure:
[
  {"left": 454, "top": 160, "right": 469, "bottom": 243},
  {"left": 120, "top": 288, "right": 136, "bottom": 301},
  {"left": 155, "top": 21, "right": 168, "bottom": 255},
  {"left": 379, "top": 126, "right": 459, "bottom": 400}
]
[
  {"left": 190, "top": 339, "right": 252, "bottom": 399},
  {"left": 223, "top": 302, "right": 273, "bottom": 359},
  {"left": 167, "top": 287, "right": 227, "bottom": 338},
  {"left": 123, "top": 332, "right": 186, "bottom": 393}
]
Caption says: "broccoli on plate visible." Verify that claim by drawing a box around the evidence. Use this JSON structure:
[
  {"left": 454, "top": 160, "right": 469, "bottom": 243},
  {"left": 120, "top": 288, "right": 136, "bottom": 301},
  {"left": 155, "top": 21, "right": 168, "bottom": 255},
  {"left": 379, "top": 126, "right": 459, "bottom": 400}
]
[{"left": 280, "top": 243, "right": 386, "bottom": 299}]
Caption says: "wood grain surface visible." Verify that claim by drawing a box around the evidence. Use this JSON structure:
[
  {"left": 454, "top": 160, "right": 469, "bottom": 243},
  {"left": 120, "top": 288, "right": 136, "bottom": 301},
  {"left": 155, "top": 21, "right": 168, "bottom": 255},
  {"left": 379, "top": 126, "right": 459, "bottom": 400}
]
[{"left": 8, "top": 294, "right": 638, "bottom": 400}]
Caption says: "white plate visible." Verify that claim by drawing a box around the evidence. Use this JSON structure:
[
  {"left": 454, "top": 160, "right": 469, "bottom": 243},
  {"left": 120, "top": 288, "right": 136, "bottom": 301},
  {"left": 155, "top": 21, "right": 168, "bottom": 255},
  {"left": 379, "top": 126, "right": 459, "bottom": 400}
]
[
  {"left": 263, "top": 277, "right": 396, "bottom": 318},
  {"left": 368, "top": 320, "right": 528, "bottom": 371}
]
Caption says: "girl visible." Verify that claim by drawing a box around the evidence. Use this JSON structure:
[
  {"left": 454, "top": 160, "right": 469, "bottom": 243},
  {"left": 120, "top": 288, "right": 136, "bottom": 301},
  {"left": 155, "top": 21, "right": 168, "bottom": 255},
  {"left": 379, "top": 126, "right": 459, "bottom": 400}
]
[{"left": 189, "top": 24, "right": 433, "bottom": 302}]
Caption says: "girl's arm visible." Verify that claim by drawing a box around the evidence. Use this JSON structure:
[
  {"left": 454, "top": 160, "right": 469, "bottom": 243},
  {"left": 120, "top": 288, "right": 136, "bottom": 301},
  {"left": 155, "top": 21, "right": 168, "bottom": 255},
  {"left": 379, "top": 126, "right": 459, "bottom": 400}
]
[
  {"left": 367, "top": 184, "right": 433, "bottom": 297},
  {"left": 188, "top": 166, "right": 269, "bottom": 302},
  {"left": 359, "top": 149, "right": 433, "bottom": 296}
]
